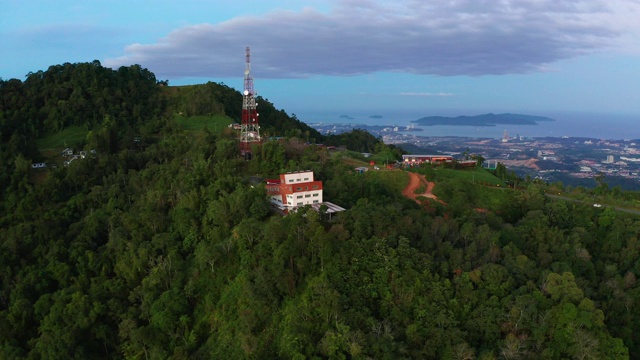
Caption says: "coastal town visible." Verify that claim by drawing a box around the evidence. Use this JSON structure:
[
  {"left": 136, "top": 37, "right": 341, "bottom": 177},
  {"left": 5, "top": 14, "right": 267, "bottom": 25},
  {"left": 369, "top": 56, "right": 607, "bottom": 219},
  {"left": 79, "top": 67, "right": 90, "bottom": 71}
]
[{"left": 312, "top": 122, "right": 640, "bottom": 190}]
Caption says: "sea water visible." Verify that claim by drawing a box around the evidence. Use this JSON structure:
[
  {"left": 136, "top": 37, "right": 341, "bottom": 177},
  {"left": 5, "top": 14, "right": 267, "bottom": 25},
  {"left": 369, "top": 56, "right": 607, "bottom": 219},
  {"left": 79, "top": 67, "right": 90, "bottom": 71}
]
[{"left": 299, "top": 110, "right": 640, "bottom": 140}]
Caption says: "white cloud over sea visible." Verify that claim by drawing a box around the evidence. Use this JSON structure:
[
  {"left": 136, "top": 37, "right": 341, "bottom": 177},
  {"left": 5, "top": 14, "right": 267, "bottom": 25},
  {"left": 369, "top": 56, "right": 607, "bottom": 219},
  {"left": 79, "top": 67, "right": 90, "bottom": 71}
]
[{"left": 103, "top": 0, "right": 640, "bottom": 79}]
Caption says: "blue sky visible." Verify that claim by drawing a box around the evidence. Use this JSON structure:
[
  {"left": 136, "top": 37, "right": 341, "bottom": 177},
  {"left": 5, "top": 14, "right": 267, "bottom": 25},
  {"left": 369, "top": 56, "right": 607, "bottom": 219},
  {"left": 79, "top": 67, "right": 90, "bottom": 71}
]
[{"left": 2, "top": 0, "right": 640, "bottom": 121}]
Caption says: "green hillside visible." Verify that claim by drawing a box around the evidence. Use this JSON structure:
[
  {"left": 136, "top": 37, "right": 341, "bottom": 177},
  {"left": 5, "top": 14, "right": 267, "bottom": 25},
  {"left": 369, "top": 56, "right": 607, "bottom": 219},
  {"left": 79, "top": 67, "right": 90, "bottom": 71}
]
[
  {"left": 35, "top": 125, "right": 88, "bottom": 150},
  {"left": 1, "top": 61, "right": 640, "bottom": 359},
  {"left": 172, "top": 114, "right": 232, "bottom": 132}
]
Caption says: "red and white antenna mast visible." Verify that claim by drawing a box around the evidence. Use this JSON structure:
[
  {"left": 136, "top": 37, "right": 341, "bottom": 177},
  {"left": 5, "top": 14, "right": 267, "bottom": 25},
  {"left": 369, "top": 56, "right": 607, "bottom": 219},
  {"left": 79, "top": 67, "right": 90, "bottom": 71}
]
[{"left": 240, "top": 46, "right": 261, "bottom": 157}]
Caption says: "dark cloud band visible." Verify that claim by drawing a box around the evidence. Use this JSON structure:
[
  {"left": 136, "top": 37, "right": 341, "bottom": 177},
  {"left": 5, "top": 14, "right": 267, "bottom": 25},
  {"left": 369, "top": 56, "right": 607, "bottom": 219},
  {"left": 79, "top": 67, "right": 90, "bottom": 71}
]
[{"left": 104, "top": 0, "right": 625, "bottom": 79}]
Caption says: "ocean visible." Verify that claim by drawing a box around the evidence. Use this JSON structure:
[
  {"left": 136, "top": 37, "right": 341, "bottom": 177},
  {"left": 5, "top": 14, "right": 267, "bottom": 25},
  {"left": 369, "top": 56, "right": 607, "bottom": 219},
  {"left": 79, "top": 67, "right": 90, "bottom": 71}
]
[{"left": 299, "top": 110, "right": 640, "bottom": 140}]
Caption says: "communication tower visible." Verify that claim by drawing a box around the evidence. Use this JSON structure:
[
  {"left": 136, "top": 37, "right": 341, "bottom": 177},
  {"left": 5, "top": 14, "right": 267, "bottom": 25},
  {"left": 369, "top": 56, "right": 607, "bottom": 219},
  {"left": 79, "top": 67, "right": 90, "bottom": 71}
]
[{"left": 240, "top": 46, "right": 261, "bottom": 157}]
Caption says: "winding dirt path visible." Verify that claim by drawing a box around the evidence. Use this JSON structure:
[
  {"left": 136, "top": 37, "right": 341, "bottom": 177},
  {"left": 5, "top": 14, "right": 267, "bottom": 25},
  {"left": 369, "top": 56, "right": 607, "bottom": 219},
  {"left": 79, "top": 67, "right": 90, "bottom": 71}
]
[{"left": 402, "top": 172, "right": 445, "bottom": 205}]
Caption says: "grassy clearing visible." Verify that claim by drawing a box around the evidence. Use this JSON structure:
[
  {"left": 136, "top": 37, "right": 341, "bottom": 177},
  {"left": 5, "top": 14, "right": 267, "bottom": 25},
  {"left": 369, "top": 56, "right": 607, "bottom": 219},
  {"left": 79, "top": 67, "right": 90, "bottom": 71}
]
[
  {"left": 340, "top": 157, "right": 370, "bottom": 168},
  {"left": 434, "top": 167, "right": 505, "bottom": 186},
  {"left": 417, "top": 166, "right": 511, "bottom": 210},
  {"left": 431, "top": 178, "right": 513, "bottom": 211},
  {"left": 173, "top": 114, "right": 232, "bottom": 132},
  {"left": 333, "top": 150, "right": 370, "bottom": 168},
  {"left": 36, "top": 126, "right": 87, "bottom": 150},
  {"left": 336, "top": 152, "right": 409, "bottom": 195},
  {"left": 471, "top": 185, "right": 513, "bottom": 210},
  {"left": 366, "top": 170, "right": 409, "bottom": 195}
]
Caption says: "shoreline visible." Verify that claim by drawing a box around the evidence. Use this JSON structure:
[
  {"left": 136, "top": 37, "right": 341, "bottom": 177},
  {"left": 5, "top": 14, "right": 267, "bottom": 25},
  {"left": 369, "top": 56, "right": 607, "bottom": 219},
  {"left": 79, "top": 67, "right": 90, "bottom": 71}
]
[
  {"left": 311, "top": 122, "right": 640, "bottom": 142},
  {"left": 303, "top": 111, "right": 640, "bottom": 140}
]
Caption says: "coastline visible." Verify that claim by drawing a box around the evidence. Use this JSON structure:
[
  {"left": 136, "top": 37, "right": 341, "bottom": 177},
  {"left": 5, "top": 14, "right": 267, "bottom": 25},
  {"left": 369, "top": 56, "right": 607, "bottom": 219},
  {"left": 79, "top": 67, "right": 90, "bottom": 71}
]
[{"left": 303, "top": 111, "right": 640, "bottom": 140}]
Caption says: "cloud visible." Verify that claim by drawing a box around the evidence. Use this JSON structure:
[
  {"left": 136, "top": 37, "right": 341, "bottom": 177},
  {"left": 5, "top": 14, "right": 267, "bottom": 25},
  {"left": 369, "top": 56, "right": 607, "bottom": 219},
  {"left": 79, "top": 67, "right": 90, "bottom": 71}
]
[
  {"left": 400, "top": 92, "right": 454, "bottom": 97},
  {"left": 104, "top": 0, "right": 639, "bottom": 79}
]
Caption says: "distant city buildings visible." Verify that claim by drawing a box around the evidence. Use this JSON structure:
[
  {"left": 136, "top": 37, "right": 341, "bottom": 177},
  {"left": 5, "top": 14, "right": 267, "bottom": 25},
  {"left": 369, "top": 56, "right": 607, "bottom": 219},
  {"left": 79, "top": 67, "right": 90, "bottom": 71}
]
[
  {"left": 502, "top": 130, "right": 509, "bottom": 143},
  {"left": 621, "top": 156, "right": 640, "bottom": 162},
  {"left": 310, "top": 122, "right": 640, "bottom": 188}
]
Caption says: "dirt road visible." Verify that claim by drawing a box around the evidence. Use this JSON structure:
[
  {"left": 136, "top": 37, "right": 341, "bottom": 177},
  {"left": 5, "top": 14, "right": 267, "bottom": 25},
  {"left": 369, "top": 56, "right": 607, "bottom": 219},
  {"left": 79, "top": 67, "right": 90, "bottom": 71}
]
[{"left": 402, "top": 172, "right": 443, "bottom": 204}]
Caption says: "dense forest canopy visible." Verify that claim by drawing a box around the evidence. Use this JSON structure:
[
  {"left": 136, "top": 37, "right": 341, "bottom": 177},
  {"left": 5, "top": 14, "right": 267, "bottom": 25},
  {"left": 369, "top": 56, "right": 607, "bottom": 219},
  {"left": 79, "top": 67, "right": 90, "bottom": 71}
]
[
  {"left": 0, "top": 61, "right": 370, "bottom": 203},
  {"left": 0, "top": 61, "right": 326, "bottom": 154},
  {"left": 1, "top": 62, "right": 640, "bottom": 359}
]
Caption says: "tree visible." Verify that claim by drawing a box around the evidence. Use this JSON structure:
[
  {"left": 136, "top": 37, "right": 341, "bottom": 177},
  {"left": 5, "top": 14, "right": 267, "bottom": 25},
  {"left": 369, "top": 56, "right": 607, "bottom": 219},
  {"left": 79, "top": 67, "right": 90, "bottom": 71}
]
[
  {"left": 594, "top": 172, "right": 609, "bottom": 195},
  {"left": 472, "top": 154, "right": 485, "bottom": 167},
  {"left": 494, "top": 162, "right": 507, "bottom": 181},
  {"left": 545, "top": 272, "right": 583, "bottom": 303}
]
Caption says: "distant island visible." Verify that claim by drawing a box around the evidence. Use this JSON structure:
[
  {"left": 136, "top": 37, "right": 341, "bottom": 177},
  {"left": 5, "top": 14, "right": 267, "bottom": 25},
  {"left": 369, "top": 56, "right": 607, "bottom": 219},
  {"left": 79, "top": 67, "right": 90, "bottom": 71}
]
[
  {"left": 412, "top": 113, "right": 555, "bottom": 127},
  {"left": 338, "top": 114, "right": 383, "bottom": 120}
]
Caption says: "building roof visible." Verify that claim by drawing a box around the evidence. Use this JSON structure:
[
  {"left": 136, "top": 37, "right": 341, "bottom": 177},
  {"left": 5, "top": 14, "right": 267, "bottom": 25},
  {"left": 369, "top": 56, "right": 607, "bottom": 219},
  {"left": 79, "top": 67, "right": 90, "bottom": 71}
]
[
  {"left": 284, "top": 170, "right": 313, "bottom": 174},
  {"left": 310, "top": 201, "right": 346, "bottom": 214},
  {"left": 271, "top": 201, "right": 345, "bottom": 214},
  {"left": 402, "top": 154, "right": 453, "bottom": 158}
]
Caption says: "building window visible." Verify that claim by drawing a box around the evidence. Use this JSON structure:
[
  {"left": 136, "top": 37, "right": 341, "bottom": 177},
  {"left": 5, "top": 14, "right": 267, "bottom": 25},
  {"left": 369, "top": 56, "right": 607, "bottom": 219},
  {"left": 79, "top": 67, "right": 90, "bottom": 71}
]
[
  {"left": 304, "top": 178, "right": 309, "bottom": 181},
  {"left": 297, "top": 202, "right": 303, "bottom": 206},
  {"left": 305, "top": 194, "right": 311, "bottom": 198},
  {"left": 297, "top": 195, "right": 303, "bottom": 199},
  {"left": 288, "top": 179, "right": 294, "bottom": 183},
  {"left": 313, "top": 193, "right": 318, "bottom": 197},
  {"left": 312, "top": 185, "right": 319, "bottom": 189},
  {"left": 313, "top": 200, "right": 319, "bottom": 203},
  {"left": 296, "top": 178, "right": 301, "bottom": 182},
  {"left": 296, "top": 187, "right": 302, "bottom": 191}
]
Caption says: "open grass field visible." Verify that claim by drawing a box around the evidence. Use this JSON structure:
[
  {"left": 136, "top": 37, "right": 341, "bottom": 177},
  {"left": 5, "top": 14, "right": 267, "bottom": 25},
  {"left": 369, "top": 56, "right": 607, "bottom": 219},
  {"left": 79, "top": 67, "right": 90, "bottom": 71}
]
[
  {"left": 471, "top": 184, "right": 513, "bottom": 210},
  {"left": 434, "top": 167, "right": 506, "bottom": 186},
  {"left": 173, "top": 114, "right": 232, "bottom": 132},
  {"left": 332, "top": 150, "right": 370, "bottom": 164},
  {"left": 36, "top": 126, "right": 87, "bottom": 150},
  {"left": 341, "top": 158, "right": 369, "bottom": 168},
  {"left": 336, "top": 151, "right": 409, "bottom": 195},
  {"left": 366, "top": 169, "right": 409, "bottom": 195}
]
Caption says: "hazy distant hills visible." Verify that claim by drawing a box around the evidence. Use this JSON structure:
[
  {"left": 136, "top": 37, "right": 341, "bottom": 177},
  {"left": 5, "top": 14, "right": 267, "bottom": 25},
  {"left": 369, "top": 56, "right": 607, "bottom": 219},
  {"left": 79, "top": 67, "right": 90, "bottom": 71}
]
[{"left": 413, "top": 113, "right": 555, "bottom": 126}]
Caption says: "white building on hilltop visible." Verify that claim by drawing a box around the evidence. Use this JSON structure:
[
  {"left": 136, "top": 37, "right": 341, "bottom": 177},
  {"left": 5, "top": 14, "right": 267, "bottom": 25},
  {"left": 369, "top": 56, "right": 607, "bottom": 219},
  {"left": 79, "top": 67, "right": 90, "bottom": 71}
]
[
  {"left": 265, "top": 170, "right": 323, "bottom": 209},
  {"left": 265, "top": 170, "right": 345, "bottom": 215}
]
